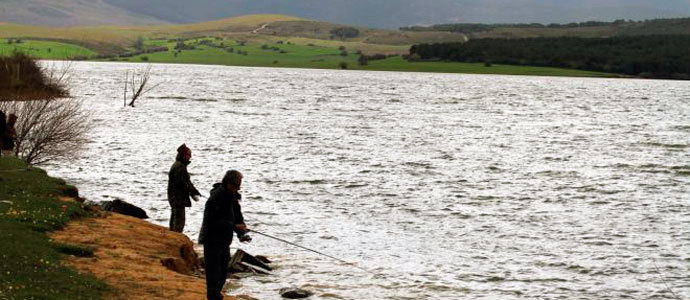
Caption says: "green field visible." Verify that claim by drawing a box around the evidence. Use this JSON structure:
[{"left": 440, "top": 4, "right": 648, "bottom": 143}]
[
  {"left": 115, "top": 38, "right": 359, "bottom": 68},
  {"left": 102, "top": 38, "right": 611, "bottom": 77},
  {"left": 0, "top": 157, "right": 108, "bottom": 300},
  {"left": 0, "top": 39, "right": 95, "bottom": 59},
  {"left": 0, "top": 15, "right": 620, "bottom": 78},
  {"left": 0, "top": 37, "right": 613, "bottom": 78}
]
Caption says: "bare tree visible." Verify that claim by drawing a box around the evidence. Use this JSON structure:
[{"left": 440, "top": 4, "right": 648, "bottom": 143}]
[
  {"left": 43, "top": 60, "right": 73, "bottom": 92},
  {"left": 0, "top": 98, "right": 92, "bottom": 165},
  {"left": 123, "top": 64, "right": 163, "bottom": 107},
  {"left": 0, "top": 54, "right": 91, "bottom": 165}
]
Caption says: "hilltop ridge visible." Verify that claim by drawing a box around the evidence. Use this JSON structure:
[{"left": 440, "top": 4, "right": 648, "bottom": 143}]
[
  {"left": 0, "top": 0, "right": 166, "bottom": 26},
  {"left": 3, "top": 0, "right": 689, "bottom": 29}
]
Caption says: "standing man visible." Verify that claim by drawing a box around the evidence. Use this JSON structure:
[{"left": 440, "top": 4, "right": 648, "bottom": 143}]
[
  {"left": 0, "top": 111, "right": 6, "bottom": 157},
  {"left": 167, "top": 144, "right": 201, "bottom": 232},
  {"left": 198, "top": 170, "right": 251, "bottom": 300},
  {"left": 2, "top": 114, "right": 17, "bottom": 156}
]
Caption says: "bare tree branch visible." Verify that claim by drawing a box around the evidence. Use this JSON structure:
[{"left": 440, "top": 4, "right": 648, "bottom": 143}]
[
  {"left": 125, "top": 64, "right": 162, "bottom": 107},
  {"left": 124, "top": 70, "right": 128, "bottom": 107},
  {"left": 0, "top": 98, "right": 93, "bottom": 165}
]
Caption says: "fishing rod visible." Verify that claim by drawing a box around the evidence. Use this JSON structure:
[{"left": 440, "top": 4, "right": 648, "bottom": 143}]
[
  {"left": 195, "top": 192, "right": 378, "bottom": 275},
  {"left": 249, "top": 229, "right": 379, "bottom": 275}
]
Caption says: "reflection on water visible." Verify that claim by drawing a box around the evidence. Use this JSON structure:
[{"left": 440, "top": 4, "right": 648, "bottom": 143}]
[{"left": 46, "top": 61, "right": 689, "bottom": 299}]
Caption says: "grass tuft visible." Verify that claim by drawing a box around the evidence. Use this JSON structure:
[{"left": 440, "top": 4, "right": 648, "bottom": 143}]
[
  {"left": 51, "top": 242, "right": 96, "bottom": 258},
  {"left": 0, "top": 157, "right": 108, "bottom": 299}
]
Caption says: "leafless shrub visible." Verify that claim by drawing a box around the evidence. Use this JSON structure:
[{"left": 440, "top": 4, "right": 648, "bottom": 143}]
[
  {"left": 43, "top": 60, "right": 73, "bottom": 92},
  {"left": 0, "top": 54, "right": 92, "bottom": 165},
  {"left": 124, "top": 64, "right": 163, "bottom": 107},
  {"left": 0, "top": 52, "right": 69, "bottom": 101},
  {"left": 0, "top": 98, "right": 92, "bottom": 165}
]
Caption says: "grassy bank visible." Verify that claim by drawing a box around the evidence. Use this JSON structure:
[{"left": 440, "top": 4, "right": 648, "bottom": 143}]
[
  {"left": 0, "top": 39, "right": 95, "bottom": 59},
  {"left": 0, "top": 157, "right": 107, "bottom": 300}
]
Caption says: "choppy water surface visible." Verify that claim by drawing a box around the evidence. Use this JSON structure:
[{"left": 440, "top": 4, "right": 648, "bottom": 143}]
[{"left": 46, "top": 62, "right": 689, "bottom": 299}]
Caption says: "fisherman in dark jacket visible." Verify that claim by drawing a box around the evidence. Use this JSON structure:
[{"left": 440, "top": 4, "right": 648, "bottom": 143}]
[
  {"left": 0, "top": 111, "right": 6, "bottom": 157},
  {"left": 2, "top": 114, "right": 17, "bottom": 156},
  {"left": 198, "top": 170, "right": 251, "bottom": 300},
  {"left": 167, "top": 144, "right": 201, "bottom": 232}
]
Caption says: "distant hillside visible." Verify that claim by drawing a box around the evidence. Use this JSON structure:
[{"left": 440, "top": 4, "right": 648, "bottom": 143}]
[
  {"left": 0, "top": 14, "right": 468, "bottom": 55},
  {"left": 2, "top": 0, "right": 689, "bottom": 29},
  {"left": 0, "top": 0, "right": 166, "bottom": 26},
  {"left": 401, "top": 18, "right": 690, "bottom": 39}
]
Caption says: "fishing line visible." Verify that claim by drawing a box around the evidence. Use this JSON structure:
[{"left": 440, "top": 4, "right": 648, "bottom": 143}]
[
  {"left": 249, "top": 229, "right": 380, "bottom": 275},
  {"left": 197, "top": 193, "right": 380, "bottom": 275}
]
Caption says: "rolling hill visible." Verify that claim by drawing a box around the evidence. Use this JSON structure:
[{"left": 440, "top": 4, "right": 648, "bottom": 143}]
[
  {"left": 1, "top": 0, "right": 689, "bottom": 29},
  {"left": 0, "top": 0, "right": 166, "bottom": 26},
  {"left": 0, "top": 13, "right": 684, "bottom": 79},
  {"left": 0, "top": 14, "right": 613, "bottom": 78},
  {"left": 0, "top": 14, "right": 469, "bottom": 54},
  {"left": 401, "top": 17, "right": 690, "bottom": 39}
]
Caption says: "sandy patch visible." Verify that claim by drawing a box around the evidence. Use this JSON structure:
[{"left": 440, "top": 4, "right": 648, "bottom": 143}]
[{"left": 50, "top": 212, "right": 236, "bottom": 300}]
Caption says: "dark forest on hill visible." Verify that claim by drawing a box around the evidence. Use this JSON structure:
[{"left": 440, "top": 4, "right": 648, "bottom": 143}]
[
  {"left": 409, "top": 35, "right": 690, "bottom": 79},
  {"left": 400, "top": 18, "right": 690, "bottom": 36}
]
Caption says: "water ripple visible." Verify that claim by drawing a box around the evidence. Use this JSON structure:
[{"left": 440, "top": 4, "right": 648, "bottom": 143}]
[{"left": 42, "top": 61, "right": 690, "bottom": 300}]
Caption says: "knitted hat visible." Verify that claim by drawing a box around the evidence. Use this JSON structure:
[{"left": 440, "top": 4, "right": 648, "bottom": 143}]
[{"left": 177, "top": 144, "right": 191, "bottom": 155}]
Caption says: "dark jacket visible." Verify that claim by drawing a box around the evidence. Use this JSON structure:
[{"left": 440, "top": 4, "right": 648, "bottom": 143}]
[
  {"left": 198, "top": 183, "right": 245, "bottom": 245},
  {"left": 2, "top": 125, "right": 15, "bottom": 151},
  {"left": 0, "top": 111, "right": 6, "bottom": 150},
  {"left": 167, "top": 157, "right": 200, "bottom": 208}
]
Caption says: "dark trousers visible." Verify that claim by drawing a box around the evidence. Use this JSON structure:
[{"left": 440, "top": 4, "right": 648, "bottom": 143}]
[
  {"left": 169, "top": 207, "right": 185, "bottom": 232},
  {"left": 204, "top": 242, "right": 231, "bottom": 300}
]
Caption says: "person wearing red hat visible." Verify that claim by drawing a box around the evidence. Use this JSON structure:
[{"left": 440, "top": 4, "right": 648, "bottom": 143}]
[{"left": 167, "top": 143, "right": 201, "bottom": 232}]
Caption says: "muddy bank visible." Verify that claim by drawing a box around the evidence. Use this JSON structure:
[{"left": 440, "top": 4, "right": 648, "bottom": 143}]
[{"left": 50, "top": 209, "right": 242, "bottom": 300}]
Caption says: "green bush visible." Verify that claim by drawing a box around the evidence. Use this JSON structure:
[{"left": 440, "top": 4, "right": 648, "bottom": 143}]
[{"left": 0, "top": 52, "right": 69, "bottom": 99}]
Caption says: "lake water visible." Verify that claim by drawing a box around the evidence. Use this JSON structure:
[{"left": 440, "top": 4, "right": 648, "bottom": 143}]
[{"left": 45, "top": 61, "right": 689, "bottom": 299}]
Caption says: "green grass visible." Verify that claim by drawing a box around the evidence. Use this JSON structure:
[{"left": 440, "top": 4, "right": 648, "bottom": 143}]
[
  {"left": 111, "top": 39, "right": 612, "bottom": 77},
  {"left": 0, "top": 20, "right": 617, "bottom": 78},
  {"left": 0, "top": 157, "right": 108, "bottom": 300},
  {"left": 0, "top": 39, "right": 96, "bottom": 59},
  {"left": 117, "top": 38, "right": 360, "bottom": 69},
  {"left": 0, "top": 37, "right": 614, "bottom": 78},
  {"left": 51, "top": 242, "right": 96, "bottom": 258}
]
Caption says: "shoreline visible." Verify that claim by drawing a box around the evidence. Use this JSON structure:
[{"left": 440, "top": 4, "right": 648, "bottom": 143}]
[
  {"left": 50, "top": 210, "right": 212, "bottom": 300},
  {"left": 75, "top": 57, "right": 619, "bottom": 78},
  {"left": 0, "top": 157, "right": 250, "bottom": 299}
]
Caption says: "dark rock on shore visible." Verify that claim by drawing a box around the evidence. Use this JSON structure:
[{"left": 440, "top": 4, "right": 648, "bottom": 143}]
[
  {"left": 60, "top": 184, "right": 80, "bottom": 198},
  {"left": 255, "top": 255, "right": 271, "bottom": 264},
  {"left": 101, "top": 199, "right": 148, "bottom": 219},
  {"left": 279, "top": 287, "right": 313, "bottom": 299},
  {"left": 228, "top": 249, "right": 272, "bottom": 274},
  {"left": 161, "top": 230, "right": 201, "bottom": 275}
]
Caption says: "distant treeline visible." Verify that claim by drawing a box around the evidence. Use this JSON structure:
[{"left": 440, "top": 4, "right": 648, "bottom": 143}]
[
  {"left": 409, "top": 35, "right": 690, "bottom": 79},
  {"left": 401, "top": 20, "right": 629, "bottom": 33},
  {"left": 400, "top": 17, "right": 690, "bottom": 35}
]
